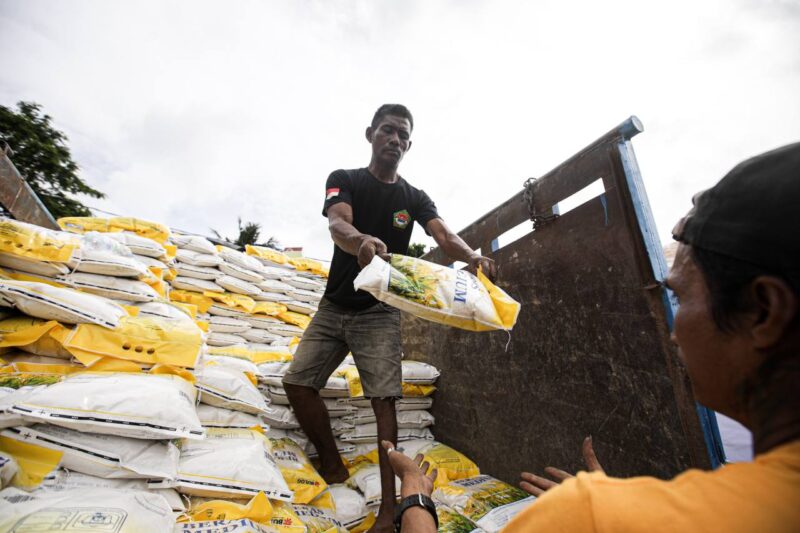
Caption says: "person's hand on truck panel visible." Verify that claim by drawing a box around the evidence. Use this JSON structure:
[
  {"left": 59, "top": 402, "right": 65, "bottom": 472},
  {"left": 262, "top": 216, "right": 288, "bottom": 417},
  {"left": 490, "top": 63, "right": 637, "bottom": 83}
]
[{"left": 519, "top": 436, "right": 605, "bottom": 497}]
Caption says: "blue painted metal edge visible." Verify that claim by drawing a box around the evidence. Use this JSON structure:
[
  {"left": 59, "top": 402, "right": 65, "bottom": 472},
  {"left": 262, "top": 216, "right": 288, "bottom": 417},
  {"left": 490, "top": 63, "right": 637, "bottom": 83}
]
[{"left": 617, "top": 132, "right": 726, "bottom": 469}]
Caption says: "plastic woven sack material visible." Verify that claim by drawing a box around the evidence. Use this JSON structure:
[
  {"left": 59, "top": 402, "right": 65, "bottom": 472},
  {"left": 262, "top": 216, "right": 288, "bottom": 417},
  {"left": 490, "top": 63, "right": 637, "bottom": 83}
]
[
  {"left": 292, "top": 503, "right": 347, "bottom": 532},
  {"left": 286, "top": 288, "right": 322, "bottom": 303},
  {"left": 328, "top": 484, "right": 368, "bottom": 529},
  {"left": 184, "top": 492, "right": 273, "bottom": 527},
  {"left": 205, "top": 331, "right": 245, "bottom": 347},
  {"left": 209, "top": 344, "right": 292, "bottom": 364},
  {"left": 208, "top": 316, "right": 252, "bottom": 334},
  {"left": 176, "top": 428, "right": 292, "bottom": 501},
  {"left": 259, "top": 266, "right": 289, "bottom": 280},
  {"left": 196, "top": 404, "right": 269, "bottom": 431},
  {"left": 207, "top": 303, "right": 249, "bottom": 317},
  {"left": 35, "top": 470, "right": 186, "bottom": 512},
  {"left": 256, "top": 361, "right": 292, "bottom": 386},
  {"left": 244, "top": 314, "right": 283, "bottom": 329},
  {"left": 0, "top": 252, "right": 70, "bottom": 277},
  {"left": 195, "top": 363, "right": 268, "bottom": 415},
  {"left": 174, "top": 519, "right": 272, "bottom": 533},
  {"left": 173, "top": 235, "right": 218, "bottom": 255},
  {"left": 282, "top": 276, "right": 324, "bottom": 292},
  {"left": 217, "top": 246, "right": 265, "bottom": 272},
  {"left": 173, "top": 276, "right": 225, "bottom": 294},
  {"left": 258, "top": 278, "right": 295, "bottom": 295},
  {"left": 0, "top": 487, "right": 175, "bottom": 531},
  {"left": 245, "top": 245, "right": 290, "bottom": 267},
  {"left": 276, "top": 311, "right": 311, "bottom": 330},
  {"left": 219, "top": 262, "right": 264, "bottom": 283},
  {"left": 0, "top": 280, "right": 127, "bottom": 328},
  {"left": 269, "top": 437, "right": 327, "bottom": 504},
  {"left": 135, "top": 301, "right": 196, "bottom": 324},
  {"left": 0, "top": 451, "right": 18, "bottom": 489},
  {"left": 432, "top": 475, "right": 535, "bottom": 533},
  {"left": 0, "top": 316, "right": 71, "bottom": 359},
  {"left": 322, "top": 399, "right": 356, "bottom": 419},
  {"left": 264, "top": 323, "right": 304, "bottom": 338},
  {"left": 176, "top": 263, "right": 221, "bottom": 280},
  {"left": 66, "top": 234, "right": 149, "bottom": 278},
  {"left": 241, "top": 328, "right": 282, "bottom": 344},
  {"left": 285, "top": 300, "right": 317, "bottom": 315},
  {"left": 436, "top": 504, "right": 486, "bottom": 533},
  {"left": 262, "top": 404, "right": 299, "bottom": 429},
  {"left": 58, "top": 216, "right": 171, "bottom": 244},
  {"left": 353, "top": 254, "right": 521, "bottom": 332},
  {"left": 52, "top": 315, "right": 204, "bottom": 368},
  {"left": 0, "top": 387, "right": 35, "bottom": 429},
  {"left": 401, "top": 360, "right": 441, "bottom": 384},
  {"left": 0, "top": 218, "right": 80, "bottom": 263},
  {"left": 305, "top": 438, "right": 355, "bottom": 459},
  {"left": 133, "top": 254, "right": 168, "bottom": 270},
  {"left": 9, "top": 371, "right": 204, "bottom": 439},
  {"left": 177, "top": 249, "right": 223, "bottom": 267},
  {"left": 203, "top": 355, "right": 259, "bottom": 375},
  {"left": 340, "top": 425, "right": 433, "bottom": 444},
  {"left": 216, "top": 275, "right": 262, "bottom": 297},
  {"left": 267, "top": 428, "right": 309, "bottom": 450},
  {"left": 2, "top": 424, "right": 178, "bottom": 480},
  {"left": 345, "top": 463, "right": 400, "bottom": 506},
  {"left": 63, "top": 271, "right": 159, "bottom": 302},
  {"left": 103, "top": 231, "right": 168, "bottom": 259},
  {"left": 347, "top": 396, "right": 433, "bottom": 411},
  {"left": 255, "top": 291, "right": 294, "bottom": 304}
]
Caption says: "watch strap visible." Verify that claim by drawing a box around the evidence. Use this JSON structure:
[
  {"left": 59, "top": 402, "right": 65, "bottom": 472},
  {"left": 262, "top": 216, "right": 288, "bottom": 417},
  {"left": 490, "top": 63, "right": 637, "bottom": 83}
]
[{"left": 394, "top": 493, "right": 438, "bottom": 531}]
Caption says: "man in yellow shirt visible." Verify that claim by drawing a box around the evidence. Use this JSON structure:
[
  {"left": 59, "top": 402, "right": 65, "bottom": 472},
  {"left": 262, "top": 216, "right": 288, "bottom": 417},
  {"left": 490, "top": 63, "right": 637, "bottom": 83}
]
[{"left": 384, "top": 142, "right": 800, "bottom": 532}]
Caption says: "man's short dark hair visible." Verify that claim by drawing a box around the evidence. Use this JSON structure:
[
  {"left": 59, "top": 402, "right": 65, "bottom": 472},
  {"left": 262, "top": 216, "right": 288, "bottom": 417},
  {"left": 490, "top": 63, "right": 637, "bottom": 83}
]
[
  {"left": 371, "top": 104, "right": 414, "bottom": 132},
  {"left": 692, "top": 246, "right": 800, "bottom": 333}
]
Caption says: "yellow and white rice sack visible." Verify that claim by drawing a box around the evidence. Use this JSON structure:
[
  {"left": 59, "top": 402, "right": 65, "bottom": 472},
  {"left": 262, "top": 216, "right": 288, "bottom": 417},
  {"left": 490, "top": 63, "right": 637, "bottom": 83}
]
[
  {"left": 432, "top": 475, "right": 535, "bottom": 533},
  {"left": 196, "top": 404, "right": 269, "bottom": 431},
  {"left": 2, "top": 424, "right": 178, "bottom": 480},
  {"left": 176, "top": 428, "right": 292, "bottom": 501},
  {"left": 195, "top": 363, "right": 268, "bottom": 415},
  {"left": 8, "top": 371, "right": 204, "bottom": 439},
  {"left": 353, "top": 254, "right": 520, "bottom": 332},
  {"left": 270, "top": 437, "right": 327, "bottom": 504},
  {"left": 0, "top": 487, "right": 175, "bottom": 532},
  {"left": 0, "top": 280, "right": 127, "bottom": 328}
]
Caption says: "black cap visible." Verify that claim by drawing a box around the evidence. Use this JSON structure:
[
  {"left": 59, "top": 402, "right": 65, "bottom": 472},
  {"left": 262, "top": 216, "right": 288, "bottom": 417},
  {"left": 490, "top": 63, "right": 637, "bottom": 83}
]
[{"left": 672, "top": 142, "right": 800, "bottom": 285}]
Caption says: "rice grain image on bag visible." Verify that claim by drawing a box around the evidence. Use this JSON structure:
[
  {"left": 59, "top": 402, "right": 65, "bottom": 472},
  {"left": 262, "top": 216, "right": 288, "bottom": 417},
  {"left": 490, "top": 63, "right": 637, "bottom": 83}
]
[{"left": 353, "top": 254, "right": 520, "bottom": 331}]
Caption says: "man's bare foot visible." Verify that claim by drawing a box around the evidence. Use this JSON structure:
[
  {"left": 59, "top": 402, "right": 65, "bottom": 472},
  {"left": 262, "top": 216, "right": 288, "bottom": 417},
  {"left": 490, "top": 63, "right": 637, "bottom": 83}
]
[{"left": 318, "top": 461, "right": 349, "bottom": 484}]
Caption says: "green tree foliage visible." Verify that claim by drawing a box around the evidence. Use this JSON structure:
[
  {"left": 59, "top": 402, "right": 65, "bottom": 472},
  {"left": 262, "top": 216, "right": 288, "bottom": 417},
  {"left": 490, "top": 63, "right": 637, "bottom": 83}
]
[
  {"left": 0, "top": 101, "right": 104, "bottom": 218},
  {"left": 407, "top": 242, "right": 427, "bottom": 257},
  {"left": 235, "top": 219, "right": 261, "bottom": 247},
  {"left": 211, "top": 217, "right": 262, "bottom": 248}
]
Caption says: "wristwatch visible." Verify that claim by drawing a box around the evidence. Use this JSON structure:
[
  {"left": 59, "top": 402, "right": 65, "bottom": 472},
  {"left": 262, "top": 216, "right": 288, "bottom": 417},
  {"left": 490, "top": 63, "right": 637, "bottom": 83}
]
[{"left": 394, "top": 493, "right": 438, "bottom": 532}]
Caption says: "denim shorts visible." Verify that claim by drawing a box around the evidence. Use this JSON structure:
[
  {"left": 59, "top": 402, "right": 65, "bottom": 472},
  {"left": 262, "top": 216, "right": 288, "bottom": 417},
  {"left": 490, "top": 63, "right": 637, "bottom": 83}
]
[{"left": 282, "top": 297, "right": 402, "bottom": 398}]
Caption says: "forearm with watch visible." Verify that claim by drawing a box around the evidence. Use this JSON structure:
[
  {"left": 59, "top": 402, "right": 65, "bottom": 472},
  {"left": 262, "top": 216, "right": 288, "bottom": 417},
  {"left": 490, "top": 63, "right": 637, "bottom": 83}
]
[{"left": 395, "top": 473, "right": 438, "bottom": 533}]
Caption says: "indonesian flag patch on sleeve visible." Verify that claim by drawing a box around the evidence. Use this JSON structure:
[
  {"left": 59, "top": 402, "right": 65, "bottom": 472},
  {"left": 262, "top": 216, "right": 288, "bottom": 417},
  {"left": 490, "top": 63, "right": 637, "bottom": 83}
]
[{"left": 326, "top": 188, "right": 340, "bottom": 200}]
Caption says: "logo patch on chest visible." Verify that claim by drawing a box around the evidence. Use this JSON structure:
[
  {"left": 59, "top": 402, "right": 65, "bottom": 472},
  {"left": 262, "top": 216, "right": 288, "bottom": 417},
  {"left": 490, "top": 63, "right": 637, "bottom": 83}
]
[{"left": 392, "top": 209, "right": 410, "bottom": 229}]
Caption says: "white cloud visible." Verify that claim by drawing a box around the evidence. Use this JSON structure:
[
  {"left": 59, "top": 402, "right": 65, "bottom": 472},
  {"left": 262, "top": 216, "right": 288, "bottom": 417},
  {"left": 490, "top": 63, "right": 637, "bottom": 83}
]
[{"left": 1, "top": 0, "right": 798, "bottom": 262}]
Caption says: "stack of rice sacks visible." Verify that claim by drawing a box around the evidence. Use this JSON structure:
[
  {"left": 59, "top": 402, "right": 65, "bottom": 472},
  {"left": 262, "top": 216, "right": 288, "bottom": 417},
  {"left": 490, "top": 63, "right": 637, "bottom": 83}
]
[{"left": 0, "top": 216, "right": 535, "bottom": 533}]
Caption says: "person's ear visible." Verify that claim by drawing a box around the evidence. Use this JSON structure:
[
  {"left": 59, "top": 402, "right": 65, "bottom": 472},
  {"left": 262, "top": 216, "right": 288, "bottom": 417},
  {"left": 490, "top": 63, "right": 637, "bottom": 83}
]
[
  {"left": 365, "top": 126, "right": 373, "bottom": 143},
  {"left": 406, "top": 140, "right": 412, "bottom": 153},
  {"left": 750, "top": 276, "right": 798, "bottom": 349}
]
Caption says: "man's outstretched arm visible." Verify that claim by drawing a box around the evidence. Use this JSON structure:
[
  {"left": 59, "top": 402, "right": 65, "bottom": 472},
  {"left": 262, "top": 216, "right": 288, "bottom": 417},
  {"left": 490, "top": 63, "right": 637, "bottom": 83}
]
[
  {"left": 328, "top": 202, "right": 388, "bottom": 268},
  {"left": 426, "top": 218, "right": 497, "bottom": 278}
]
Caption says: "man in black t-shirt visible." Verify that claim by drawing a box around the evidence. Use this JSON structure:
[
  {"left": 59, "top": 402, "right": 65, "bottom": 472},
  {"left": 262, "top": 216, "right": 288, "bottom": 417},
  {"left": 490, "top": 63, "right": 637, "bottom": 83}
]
[{"left": 283, "top": 104, "right": 496, "bottom": 532}]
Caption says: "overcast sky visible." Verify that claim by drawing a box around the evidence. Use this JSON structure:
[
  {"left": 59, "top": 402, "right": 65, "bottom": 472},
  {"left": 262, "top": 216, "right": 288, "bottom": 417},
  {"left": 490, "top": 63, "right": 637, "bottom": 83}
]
[{"left": 1, "top": 0, "right": 798, "bottom": 262}]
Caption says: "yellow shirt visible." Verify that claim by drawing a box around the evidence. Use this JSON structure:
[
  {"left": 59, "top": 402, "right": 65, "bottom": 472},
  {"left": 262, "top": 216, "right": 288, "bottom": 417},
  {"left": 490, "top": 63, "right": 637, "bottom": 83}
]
[{"left": 504, "top": 441, "right": 800, "bottom": 532}]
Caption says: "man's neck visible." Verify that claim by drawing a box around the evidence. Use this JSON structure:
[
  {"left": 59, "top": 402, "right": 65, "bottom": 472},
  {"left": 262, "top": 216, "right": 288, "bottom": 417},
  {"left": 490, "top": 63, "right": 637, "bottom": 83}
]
[
  {"left": 746, "top": 358, "right": 800, "bottom": 456},
  {"left": 367, "top": 160, "right": 399, "bottom": 184}
]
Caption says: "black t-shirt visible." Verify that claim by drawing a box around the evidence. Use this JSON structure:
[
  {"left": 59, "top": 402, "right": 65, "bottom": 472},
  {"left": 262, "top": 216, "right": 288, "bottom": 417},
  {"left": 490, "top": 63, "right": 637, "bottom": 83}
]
[{"left": 322, "top": 168, "right": 440, "bottom": 310}]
